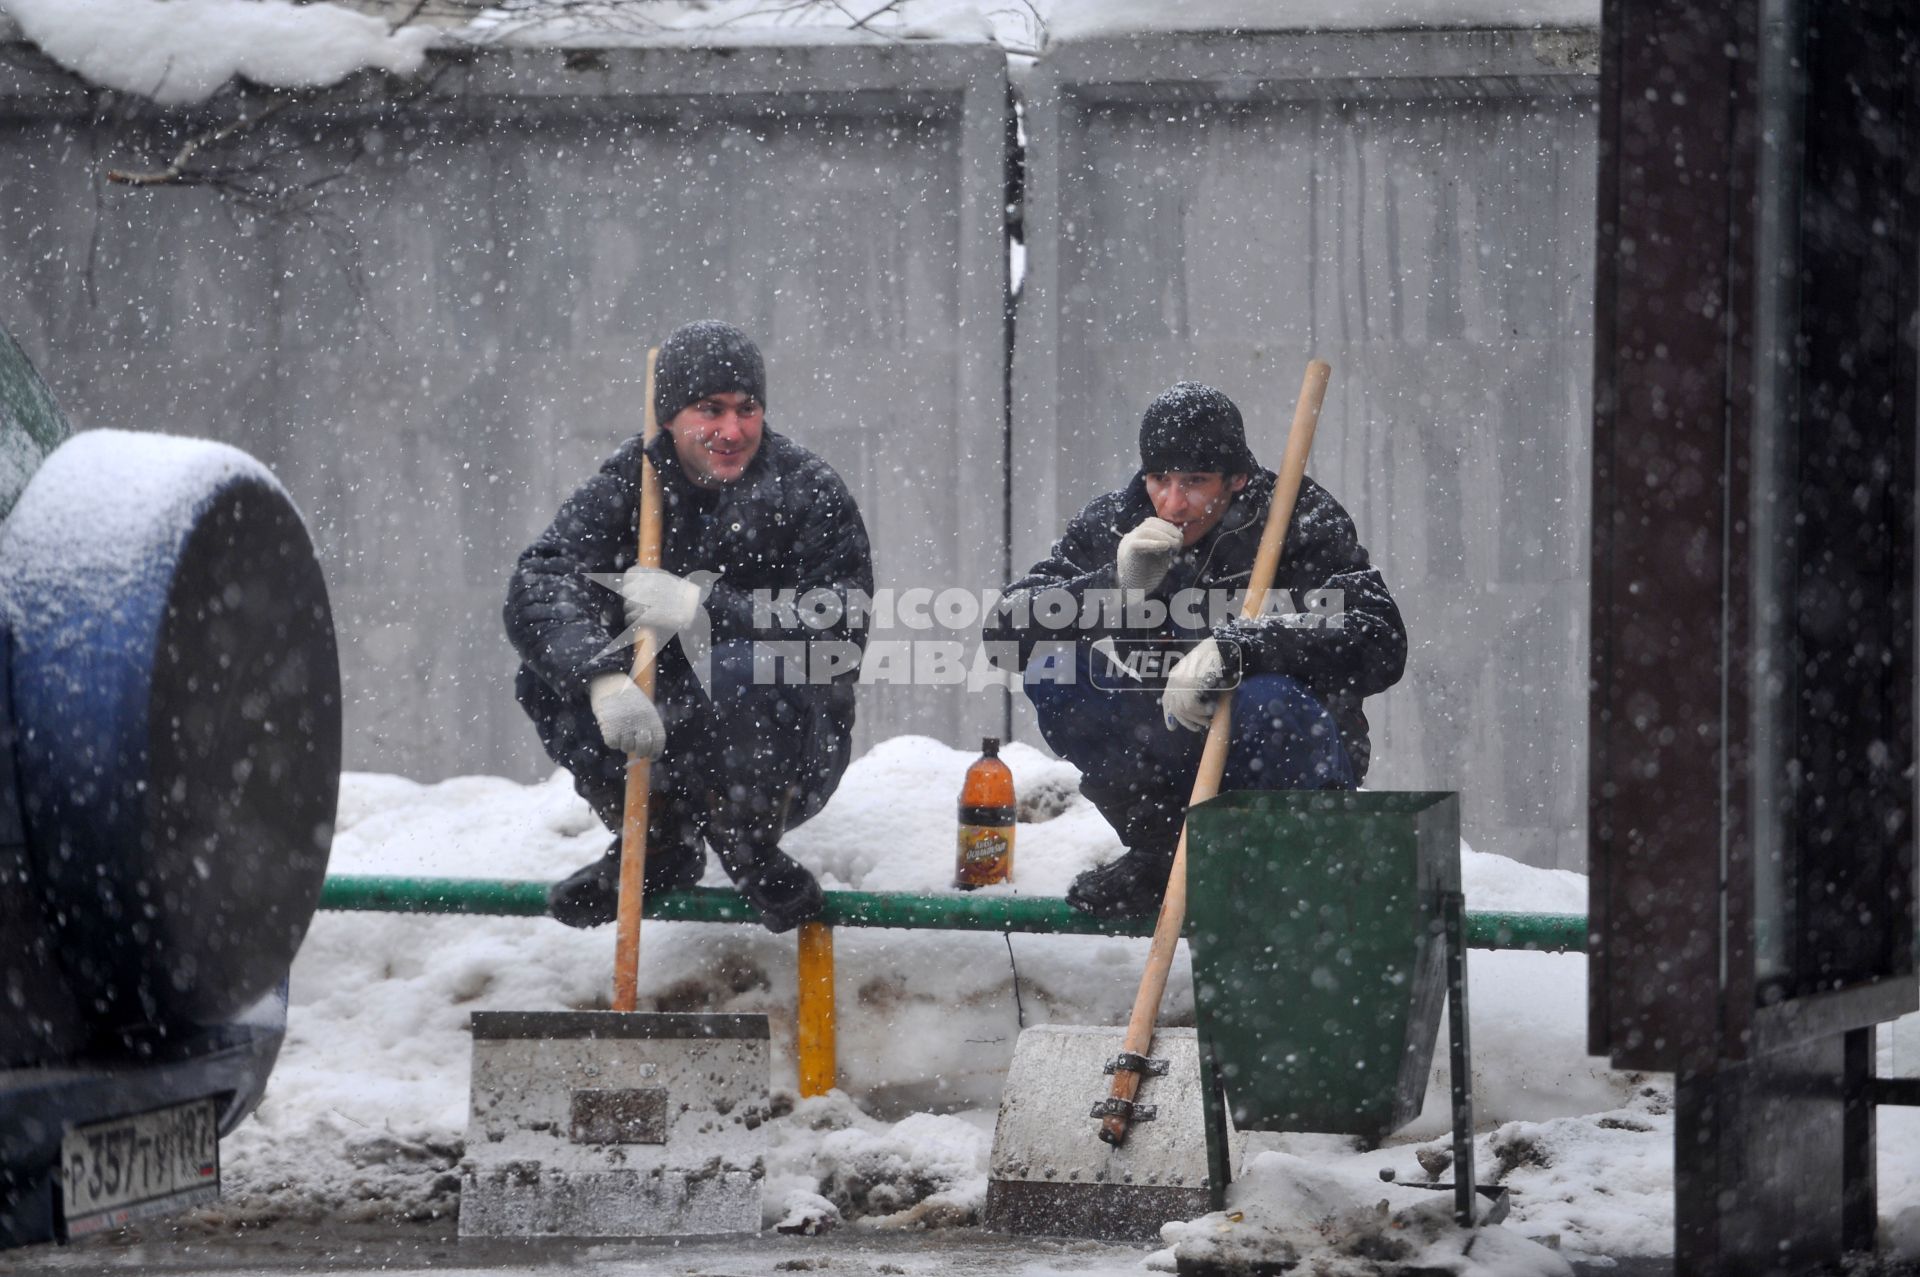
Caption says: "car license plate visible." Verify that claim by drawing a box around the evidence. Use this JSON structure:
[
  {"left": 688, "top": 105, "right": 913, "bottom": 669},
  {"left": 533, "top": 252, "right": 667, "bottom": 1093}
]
[{"left": 60, "top": 1096, "right": 220, "bottom": 1238}]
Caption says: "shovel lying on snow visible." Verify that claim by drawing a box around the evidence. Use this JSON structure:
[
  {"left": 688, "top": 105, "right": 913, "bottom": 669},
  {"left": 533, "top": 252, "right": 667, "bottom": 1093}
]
[
  {"left": 983, "top": 361, "right": 1330, "bottom": 1242},
  {"left": 458, "top": 348, "right": 771, "bottom": 1240}
]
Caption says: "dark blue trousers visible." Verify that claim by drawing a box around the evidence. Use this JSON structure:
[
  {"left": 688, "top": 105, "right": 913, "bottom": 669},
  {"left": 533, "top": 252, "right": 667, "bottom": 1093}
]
[
  {"left": 1023, "top": 646, "right": 1354, "bottom": 856},
  {"left": 517, "top": 639, "right": 850, "bottom": 849}
]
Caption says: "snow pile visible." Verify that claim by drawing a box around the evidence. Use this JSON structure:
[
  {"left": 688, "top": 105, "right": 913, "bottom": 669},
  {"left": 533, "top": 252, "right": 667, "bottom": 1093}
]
[
  {"left": 1151, "top": 1153, "right": 1573, "bottom": 1277},
  {"left": 1458, "top": 1085, "right": 1677, "bottom": 1258},
  {"left": 790, "top": 736, "right": 1099, "bottom": 897},
  {"left": 1459, "top": 845, "right": 1585, "bottom": 914},
  {"left": 2, "top": 0, "right": 431, "bottom": 106},
  {"left": 1888, "top": 1204, "right": 1920, "bottom": 1262},
  {"left": 193, "top": 733, "right": 1686, "bottom": 1269},
  {"left": 766, "top": 1094, "right": 991, "bottom": 1233},
  {"left": 267, "top": 740, "right": 1190, "bottom": 1139}
]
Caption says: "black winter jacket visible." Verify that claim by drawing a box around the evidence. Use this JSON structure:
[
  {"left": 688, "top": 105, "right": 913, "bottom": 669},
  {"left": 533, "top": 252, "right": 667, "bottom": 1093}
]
[
  {"left": 505, "top": 427, "right": 874, "bottom": 726},
  {"left": 984, "top": 470, "right": 1405, "bottom": 780}
]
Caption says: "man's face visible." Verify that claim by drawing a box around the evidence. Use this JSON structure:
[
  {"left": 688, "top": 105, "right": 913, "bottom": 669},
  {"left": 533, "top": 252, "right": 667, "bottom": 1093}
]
[
  {"left": 1144, "top": 471, "right": 1250, "bottom": 546},
  {"left": 663, "top": 390, "right": 764, "bottom": 487}
]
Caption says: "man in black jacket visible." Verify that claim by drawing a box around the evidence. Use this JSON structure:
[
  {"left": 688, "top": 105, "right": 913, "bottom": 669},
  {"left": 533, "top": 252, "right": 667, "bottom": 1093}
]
[
  {"left": 505, "top": 321, "right": 873, "bottom": 933},
  {"left": 985, "top": 382, "right": 1406, "bottom": 918}
]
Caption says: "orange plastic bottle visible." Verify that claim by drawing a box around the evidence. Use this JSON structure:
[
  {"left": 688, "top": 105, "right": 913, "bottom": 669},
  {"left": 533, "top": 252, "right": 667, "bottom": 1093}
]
[{"left": 955, "top": 737, "right": 1016, "bottom": 889}]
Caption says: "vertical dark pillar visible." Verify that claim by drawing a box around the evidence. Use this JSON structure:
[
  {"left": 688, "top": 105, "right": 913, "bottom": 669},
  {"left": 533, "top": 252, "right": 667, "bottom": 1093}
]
[
  {"left": 1675, "top": 1040, "right": 1850, "bottom": 1276},
  {"left": 1589, "top": 0, "right": 1745, "bottom": 1080},
  {"left": 1842, "top": 1029, "right": 1878, "bottom": 1254},
  {"left": 1591, "top": 0, "right": 1918, "bottom": 1272}
]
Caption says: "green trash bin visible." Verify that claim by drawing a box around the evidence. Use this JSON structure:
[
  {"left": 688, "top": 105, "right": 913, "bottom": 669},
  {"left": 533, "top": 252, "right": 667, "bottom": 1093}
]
[{"left": 1185, "top": 790, "right": 1485, "bottom": 1222}]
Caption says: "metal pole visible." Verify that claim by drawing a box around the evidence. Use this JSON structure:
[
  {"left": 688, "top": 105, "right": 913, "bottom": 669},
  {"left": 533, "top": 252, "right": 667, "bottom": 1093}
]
[
  {"left": 796, "top": 922, "right": 837, "bottom": 1097},
  {"left": 1445, "top": 890, "right": 1477, "bottom": 1227},
  {"left": 316, "top": 877, "right": 1590, "bottom": 952}
]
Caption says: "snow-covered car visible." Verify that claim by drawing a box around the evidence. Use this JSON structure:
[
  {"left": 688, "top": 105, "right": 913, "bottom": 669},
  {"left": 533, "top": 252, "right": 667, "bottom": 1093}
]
[{"left": 0, "top": 323, "right": 341, "bottom": 1247}]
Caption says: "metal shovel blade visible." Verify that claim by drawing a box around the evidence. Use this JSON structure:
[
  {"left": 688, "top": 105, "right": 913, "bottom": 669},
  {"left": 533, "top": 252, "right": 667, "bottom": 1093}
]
[
  {"left": 984, "top": 1025, "right": 1232, "bottom": 1243},
  {"left": 459, "top": 1010, "right": 770, "bottom": 1238}
]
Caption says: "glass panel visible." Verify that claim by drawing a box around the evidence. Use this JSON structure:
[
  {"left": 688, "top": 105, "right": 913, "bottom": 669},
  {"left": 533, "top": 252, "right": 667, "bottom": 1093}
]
[{"left": 1751, "top": 0, "right": 1916, "bottom": 1002}]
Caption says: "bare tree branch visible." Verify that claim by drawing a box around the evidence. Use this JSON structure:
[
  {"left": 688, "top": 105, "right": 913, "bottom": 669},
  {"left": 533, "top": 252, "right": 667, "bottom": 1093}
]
[
  {"left": 391, "top": 0, "right": 436, "bottom": 34},
  {"left": 848, "top": 1, "right": 906, "bottom": 33},
  {"left": 104, "top": 98, "right": 293, "bottom": 187}
]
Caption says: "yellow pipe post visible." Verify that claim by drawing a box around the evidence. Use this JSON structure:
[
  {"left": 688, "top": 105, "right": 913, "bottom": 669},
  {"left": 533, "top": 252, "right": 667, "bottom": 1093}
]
[{"left": 795, "top": 921, "right": 837, "bottom": 1097}]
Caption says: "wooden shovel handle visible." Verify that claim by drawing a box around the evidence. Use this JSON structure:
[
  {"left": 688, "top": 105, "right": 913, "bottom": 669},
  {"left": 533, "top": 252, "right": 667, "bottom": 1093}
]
[
  {"left": 612, "top": 347, "right": 663, "bottom": 1014},
  {"left": 1099, "top": 359, "right": 1331, "bottom": 1145}
]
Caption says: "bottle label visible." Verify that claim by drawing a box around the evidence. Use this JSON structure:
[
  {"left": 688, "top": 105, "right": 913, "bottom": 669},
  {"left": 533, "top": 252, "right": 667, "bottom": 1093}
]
[{"left": 955, "top": 824, "right": 1014, "bottom": 887}]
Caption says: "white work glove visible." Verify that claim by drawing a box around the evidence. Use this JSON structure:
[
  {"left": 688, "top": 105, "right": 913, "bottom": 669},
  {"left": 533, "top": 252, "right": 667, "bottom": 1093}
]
[
  {"left": 588, "top": 673, "right": 666, "bottom": 759},
  {"left": 619, "top": 566, "right": 704, "bottom": 639},
  {"left": 1161, "top": 637, "right": 1228, "bottom": 732},
  {"left": 1115, "top": 517, "right": 1184, "bottom": 593}
]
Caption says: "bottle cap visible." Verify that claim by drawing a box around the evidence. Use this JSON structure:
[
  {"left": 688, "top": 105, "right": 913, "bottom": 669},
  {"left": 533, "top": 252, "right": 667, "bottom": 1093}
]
[{"left": 981, "top": 736, "right": 1000, "bottom": 756}]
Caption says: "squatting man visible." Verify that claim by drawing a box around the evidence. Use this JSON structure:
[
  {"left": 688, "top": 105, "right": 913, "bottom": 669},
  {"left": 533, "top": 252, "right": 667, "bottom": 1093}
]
[
  {"left": 505, "top": 321, "right": 873, "bottom": 934},
  {"left": 986, "top": 381, "right": 1407, "bottom": 918}
]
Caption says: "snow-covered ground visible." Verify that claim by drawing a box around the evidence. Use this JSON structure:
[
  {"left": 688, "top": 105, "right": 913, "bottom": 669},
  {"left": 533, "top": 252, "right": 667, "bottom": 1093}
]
[{"left": 205, "top": 735, "right": 1920, "bottom": 1273}]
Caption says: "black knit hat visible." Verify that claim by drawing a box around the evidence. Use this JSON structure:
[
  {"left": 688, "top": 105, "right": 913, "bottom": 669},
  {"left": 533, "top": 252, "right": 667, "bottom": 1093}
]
[
  {"left": 1138, "top": 381, "right": 1256, "bottom": 475},
  {"left": 653, "top": 320, "right": 767, "bottom": 425}
]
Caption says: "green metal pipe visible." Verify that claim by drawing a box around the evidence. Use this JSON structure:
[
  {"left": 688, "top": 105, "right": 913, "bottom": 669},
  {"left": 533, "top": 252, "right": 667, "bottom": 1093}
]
[
  {"left": 317, "top": 876, "right": 1588, "bottom": 952},
  {"left": 318, "top": 875, "right": 552, "bottom": 917},
  {"left": 1464, "top": 910, "right": 1588, "bottom": 954}
]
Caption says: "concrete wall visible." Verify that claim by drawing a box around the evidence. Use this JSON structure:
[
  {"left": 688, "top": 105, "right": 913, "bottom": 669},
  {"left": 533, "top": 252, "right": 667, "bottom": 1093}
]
[
  {"left": 0, "top": 30, "right": 1600, "bottom": 869},
  {"left": 1014, "top": 31, "right": 1598, "bottom": 869},
  {"left": 0, "top": 44, "right": 1010, "bottom": 783}
]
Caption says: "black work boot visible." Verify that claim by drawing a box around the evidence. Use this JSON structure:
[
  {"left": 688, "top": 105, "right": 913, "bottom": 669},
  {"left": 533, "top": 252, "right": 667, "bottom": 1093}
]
[
  {"left": 707, "top": 793, "right": 824, "bottom": 934},
  {"left": 1065, "top": 844, "right": 1177, "bottom": 919},
  {"left": 548, "top": 794, "right": 707, "bottom": 929}
]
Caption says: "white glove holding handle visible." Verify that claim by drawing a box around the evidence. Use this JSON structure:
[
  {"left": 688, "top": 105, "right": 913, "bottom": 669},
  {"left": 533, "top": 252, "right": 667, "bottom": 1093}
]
[
  {"left": 619, "top": 566, "right": 704, "bottom": 639},
  {"left": 1116, "top": 517, "right": 1184, "bottom": 593},
  {"left": 589, "top": 674, "right": 666, "bottom": 759},
  {"left": 1161, "top": 637, "right": 1228, "bottom": 732}
]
